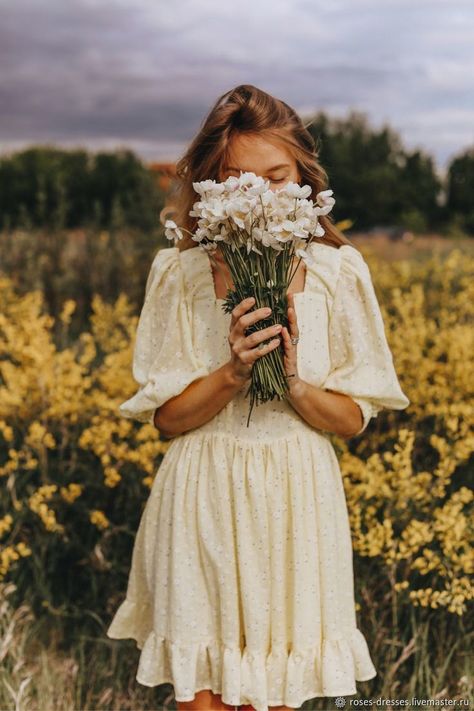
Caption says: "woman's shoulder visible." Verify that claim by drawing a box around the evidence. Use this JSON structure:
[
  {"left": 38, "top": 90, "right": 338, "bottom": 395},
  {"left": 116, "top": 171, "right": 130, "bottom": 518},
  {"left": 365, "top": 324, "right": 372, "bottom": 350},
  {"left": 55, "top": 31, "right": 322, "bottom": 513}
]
[
  {"left": 178, "top": 245, "right": 214, "bottom": 302},
  {"left": 148, "top": 244, "right": 215, "bottom": 287},
  {"left": 141, "top": 246, "right": 181, "bottom": 303},
  {"left": 305, "top": 241, "right": 361, "bottom": 295},
  {"left": 306, "top": 240, "right": 370, "bottom": 297},
  {"left": 149, "top": 245, "right": 179, "bottom": 271}
]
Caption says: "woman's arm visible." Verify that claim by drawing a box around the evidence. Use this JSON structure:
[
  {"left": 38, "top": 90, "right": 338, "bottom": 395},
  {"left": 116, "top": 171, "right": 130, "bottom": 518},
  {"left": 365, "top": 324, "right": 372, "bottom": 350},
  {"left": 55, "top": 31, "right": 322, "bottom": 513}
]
[
  {"left": 279, "top": 294, "right": 364, "bottom": 439},
  {"left": 154, "top": 296, "right": 283, "bottom": 438},
  {"left": 155, "top": 367, "right": 362, "bottom": 440},
  {"left": 153, "top": 362, "right": 248, "bottom": 438},
  {"left": 285, "top": 379, "right": 364, "bottom": 439}
]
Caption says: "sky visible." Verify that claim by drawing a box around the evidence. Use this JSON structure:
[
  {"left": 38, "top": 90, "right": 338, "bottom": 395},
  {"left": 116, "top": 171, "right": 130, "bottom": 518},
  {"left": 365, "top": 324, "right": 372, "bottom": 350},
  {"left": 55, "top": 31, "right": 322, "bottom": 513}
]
[{"left": 1, "top": 0, "right": 473, "bottom": 176}]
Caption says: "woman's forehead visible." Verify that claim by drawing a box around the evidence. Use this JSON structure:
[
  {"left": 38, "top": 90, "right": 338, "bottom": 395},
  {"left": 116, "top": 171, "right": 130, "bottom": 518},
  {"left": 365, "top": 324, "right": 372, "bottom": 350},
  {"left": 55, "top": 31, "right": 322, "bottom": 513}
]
[
  {"left": 223, "top": 133, "right": 293, "bottom": 169},
  {"left": 221, "top": 161, "right": 295, "bottom": 179}
]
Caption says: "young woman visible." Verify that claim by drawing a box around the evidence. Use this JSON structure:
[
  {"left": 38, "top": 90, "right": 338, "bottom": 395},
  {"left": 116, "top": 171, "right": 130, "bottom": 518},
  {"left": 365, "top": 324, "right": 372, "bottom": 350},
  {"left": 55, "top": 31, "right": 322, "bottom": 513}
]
[{"left": 107, "top": 84, "right": 410, "bottom": 711}]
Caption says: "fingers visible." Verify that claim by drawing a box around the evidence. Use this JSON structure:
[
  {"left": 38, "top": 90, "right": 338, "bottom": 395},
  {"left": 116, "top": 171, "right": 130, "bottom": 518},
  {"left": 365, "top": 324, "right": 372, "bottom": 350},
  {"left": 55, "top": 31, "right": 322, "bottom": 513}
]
[
  {"left": 231, "top": 298, "right": 272, "bottom": 334},
  {"left": 286, "top": 293, "right": 299, "bottom": 340},
  {"left": 230, "top": 296, "right": 256, "bottom": 330},
  {"left": 233, "top": 327, "right": 282, "bottom": 367},
  {"left": 281, "top": 295, "right": 299, "bottom": 379},
  {"left": 228, "top": 297, "right": 282, "bottom": 377},
  {"left": 246, "top": 322, "right": 282, "bottom": 347},
  {"left": 229, "top": 331, "right": 281, "bottom": 379},
  {"left": 249, "top": 334, "right": 282, "bottom": 362}
]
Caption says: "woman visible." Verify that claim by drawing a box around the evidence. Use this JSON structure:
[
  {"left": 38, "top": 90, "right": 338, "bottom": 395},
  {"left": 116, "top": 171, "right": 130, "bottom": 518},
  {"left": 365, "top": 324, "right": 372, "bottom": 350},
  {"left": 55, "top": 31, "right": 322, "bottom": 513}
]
[{"left": 106, "top": 84, "right": 410, "bottom": 711}]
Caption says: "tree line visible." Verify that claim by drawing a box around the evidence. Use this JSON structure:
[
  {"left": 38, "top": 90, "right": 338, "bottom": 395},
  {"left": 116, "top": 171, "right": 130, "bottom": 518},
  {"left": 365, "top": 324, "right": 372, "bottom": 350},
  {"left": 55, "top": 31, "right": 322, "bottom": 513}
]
[
  {"left": 0, "top": 147, "right": 163, "bottom": 233},
  {"left": 306, "top": 110, "right": 473, "bottom": 235},
  {"left": 0, "top": 110, "right": 472, "bottom": 235}
]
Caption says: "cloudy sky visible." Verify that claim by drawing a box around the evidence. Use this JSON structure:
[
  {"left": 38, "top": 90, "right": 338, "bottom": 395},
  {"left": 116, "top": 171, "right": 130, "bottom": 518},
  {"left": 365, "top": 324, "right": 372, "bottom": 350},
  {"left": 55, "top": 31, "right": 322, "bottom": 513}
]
[{"left": 1, "top": 0, "right": 473, "bottom": 175}]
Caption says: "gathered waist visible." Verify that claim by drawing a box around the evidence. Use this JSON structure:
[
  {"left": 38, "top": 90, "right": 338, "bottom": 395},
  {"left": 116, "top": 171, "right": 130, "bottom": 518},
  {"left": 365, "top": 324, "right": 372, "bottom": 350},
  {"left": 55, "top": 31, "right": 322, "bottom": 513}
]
[
  {"left": 192, "top": 394, "right": 317, "bottom": 440},
  {"left": 172, "top": 420, "right": 331, "bottom": 449}
]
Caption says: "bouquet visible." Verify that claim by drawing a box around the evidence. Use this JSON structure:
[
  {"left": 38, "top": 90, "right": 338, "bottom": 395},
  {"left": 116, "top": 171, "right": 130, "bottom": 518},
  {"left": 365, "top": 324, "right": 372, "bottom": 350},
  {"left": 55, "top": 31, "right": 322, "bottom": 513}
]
[{"left": 164, "top": 171, "right": 335, "bottom": 426}]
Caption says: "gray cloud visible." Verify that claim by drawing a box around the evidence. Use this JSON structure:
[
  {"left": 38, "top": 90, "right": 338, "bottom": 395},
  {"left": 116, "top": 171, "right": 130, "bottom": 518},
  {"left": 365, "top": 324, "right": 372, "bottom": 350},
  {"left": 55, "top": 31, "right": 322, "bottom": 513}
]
[{"left": 1, "top": 0, "right": 473, "bottom": 171}]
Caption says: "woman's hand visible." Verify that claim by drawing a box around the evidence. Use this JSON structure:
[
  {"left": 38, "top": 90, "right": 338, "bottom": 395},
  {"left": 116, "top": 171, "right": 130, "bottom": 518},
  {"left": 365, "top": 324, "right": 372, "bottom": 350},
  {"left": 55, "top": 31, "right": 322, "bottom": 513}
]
[
  {"left": 281, "top": 292, "right": 301, "bottom": 392},
  {"left": 226, "top": 296, "right": 283, "bottom": 384}
]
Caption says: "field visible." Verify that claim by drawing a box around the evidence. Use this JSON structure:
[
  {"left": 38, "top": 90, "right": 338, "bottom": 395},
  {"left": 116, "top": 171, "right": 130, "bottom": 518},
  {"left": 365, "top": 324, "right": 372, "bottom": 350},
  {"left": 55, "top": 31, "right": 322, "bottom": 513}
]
[{"left": 0, "top": 230, "right": 473, "bottom": 710}]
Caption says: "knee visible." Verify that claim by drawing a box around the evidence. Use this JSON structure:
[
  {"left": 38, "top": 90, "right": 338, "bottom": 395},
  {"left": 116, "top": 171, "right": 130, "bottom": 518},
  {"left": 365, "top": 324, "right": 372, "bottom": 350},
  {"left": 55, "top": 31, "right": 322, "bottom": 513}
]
[{"left": 175, "top": 688, "right": 237, "bottom": 710}]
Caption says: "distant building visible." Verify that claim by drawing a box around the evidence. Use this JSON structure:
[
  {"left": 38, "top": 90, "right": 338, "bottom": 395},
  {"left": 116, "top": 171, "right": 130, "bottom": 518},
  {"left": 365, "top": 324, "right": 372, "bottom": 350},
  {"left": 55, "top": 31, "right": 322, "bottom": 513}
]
[{"left": 149, "top": 162, "right": 177, "bottom": 191}]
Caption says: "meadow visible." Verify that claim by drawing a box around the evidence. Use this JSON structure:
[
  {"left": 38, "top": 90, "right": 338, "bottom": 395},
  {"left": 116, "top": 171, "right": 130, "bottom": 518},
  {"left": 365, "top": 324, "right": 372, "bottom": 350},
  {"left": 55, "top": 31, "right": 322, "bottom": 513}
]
[{"left": 0, "top": 229, "right": 472, "bottom": 710}]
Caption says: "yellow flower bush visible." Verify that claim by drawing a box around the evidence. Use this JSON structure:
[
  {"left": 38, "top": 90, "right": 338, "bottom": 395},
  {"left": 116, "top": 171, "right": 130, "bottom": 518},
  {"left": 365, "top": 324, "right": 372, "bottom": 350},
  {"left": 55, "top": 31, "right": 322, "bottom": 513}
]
[
  {"left": 0, "top": 276, "right": 168, "bottom": 589},
  {"left": 334, "top": 247, "right": 473, "bottom": 618}
]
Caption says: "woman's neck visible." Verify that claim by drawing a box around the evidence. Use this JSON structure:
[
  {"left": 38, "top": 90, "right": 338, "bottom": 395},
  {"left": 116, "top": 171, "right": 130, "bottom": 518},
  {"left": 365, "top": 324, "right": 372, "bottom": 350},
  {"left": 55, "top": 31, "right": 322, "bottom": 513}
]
[{"left": 212, "top": 250, "right": 226, "bottom": 265}]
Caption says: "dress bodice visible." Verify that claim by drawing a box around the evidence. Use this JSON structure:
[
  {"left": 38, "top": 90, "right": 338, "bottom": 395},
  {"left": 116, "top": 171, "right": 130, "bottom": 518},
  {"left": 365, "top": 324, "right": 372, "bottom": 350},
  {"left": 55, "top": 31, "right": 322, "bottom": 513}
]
[{"left": 118, "top": 240, "right": 410, "bottom": 441}]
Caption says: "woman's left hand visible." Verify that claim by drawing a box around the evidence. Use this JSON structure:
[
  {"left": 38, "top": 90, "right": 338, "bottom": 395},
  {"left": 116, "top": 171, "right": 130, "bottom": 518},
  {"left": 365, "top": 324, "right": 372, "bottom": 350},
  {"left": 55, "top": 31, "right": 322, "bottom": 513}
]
[{"left": 281, "top": 293, "right": 301, "bottom": 391}]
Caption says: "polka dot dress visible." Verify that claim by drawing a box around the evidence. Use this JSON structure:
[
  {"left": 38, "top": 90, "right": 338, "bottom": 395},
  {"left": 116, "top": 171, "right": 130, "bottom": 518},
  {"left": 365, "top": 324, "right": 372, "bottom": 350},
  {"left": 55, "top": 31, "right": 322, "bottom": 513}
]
[{"left": 106, "top": 241, "right": 410, "bottom": 710}]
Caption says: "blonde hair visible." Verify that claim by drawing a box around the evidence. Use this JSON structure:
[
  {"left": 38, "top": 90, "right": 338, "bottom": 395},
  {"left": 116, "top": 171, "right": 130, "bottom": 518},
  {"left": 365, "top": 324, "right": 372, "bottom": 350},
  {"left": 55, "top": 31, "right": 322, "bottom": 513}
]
[{"left": 160, "top": 84, "right": 354, "bottom": 252}]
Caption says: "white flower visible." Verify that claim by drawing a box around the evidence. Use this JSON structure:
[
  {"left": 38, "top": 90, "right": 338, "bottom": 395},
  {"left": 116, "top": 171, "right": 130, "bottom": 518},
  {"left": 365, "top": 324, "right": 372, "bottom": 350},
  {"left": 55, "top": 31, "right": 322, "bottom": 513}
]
[
  {"left": 200, "top": 197, "right": 228, "bottom": 223},
  {"left": 223, "top": 176, "right": 241, "bottom": 192},
  {"left": 164, "top": 219, "right": 184, "bottom": 242},
  {"left": 315, "top": 189, "right": 335, "bottom": 215},
  {"left": 237, "top": 172, "right": 267, "bottom": 189},
  {"left": 244, "top": 179, "right": 270, "bottom": 197},
  {"left": 192, "top": 179, "right": 226, "bottom": 197},
  {"left": 269, "top": 221, "right": 296, "bottom": 245},
  {"left": 280, "top": 182, "right": 312, "bottom": 199},
  {"left": 224, "top": 195, "right": 258, "bottom": 230},
  {"left": 295, "top": 247, "right": 315, "bottom": 266},
  {"left": 201, "top": 241, "right": 219, "bottom": 254}
]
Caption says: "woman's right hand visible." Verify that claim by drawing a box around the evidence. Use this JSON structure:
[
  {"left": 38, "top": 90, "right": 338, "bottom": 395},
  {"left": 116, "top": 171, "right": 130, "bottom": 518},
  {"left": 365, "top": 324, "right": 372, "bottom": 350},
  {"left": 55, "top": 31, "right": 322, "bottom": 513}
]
[{"left": 227, "top": 296, "right": 283, "bottom": 383}]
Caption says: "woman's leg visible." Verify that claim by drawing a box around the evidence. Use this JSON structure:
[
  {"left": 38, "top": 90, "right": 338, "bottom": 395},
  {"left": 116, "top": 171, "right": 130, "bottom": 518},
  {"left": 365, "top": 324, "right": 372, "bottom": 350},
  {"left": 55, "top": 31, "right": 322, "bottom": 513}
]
[
  {"left": 176, "top": 688, "right": 238, "bottom": 710},
  {"left": 240, "top": 706, "right": 294, "bottom": 711},
  {"left": 176, "top": 690, "right": 294, "bottom": 710}
]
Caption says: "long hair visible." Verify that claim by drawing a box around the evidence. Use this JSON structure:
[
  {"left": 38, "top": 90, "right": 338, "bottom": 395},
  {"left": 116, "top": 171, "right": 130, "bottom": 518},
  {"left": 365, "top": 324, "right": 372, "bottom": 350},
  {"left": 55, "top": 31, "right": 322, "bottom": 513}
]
[{"left": 160, "top": 84, "right": 354, "bottom": 252}]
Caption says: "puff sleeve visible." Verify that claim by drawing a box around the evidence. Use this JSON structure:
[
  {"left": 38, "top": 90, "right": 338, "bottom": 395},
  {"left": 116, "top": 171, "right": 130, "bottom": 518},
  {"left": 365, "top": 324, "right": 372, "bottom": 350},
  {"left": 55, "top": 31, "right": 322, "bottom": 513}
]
[
  {"left": 118, "top": 247, "right": 210, "bottom": 425},
  {"left": 321, "top": 245, "right": 410, "bottom": 435}
]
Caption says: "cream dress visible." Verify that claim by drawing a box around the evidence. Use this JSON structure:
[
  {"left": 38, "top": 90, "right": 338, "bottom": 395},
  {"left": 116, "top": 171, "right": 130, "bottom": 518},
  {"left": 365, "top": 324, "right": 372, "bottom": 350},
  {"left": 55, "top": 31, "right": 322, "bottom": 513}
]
[{"left": 106, "top": 241, "right": 410, "bottom": 711}]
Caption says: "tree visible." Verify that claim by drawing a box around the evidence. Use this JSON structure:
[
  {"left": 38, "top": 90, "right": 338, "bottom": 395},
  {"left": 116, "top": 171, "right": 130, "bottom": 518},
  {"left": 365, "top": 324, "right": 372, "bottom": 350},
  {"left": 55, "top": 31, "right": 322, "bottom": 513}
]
[
  {"left": 304, "top": 110, "right": 443, "bottom": 232},
  {"left": 0, "top": 147, "right": 165, "bottom": 232},
  {"left": 445, "top": 147, "right": 474, "bottom": 234}
]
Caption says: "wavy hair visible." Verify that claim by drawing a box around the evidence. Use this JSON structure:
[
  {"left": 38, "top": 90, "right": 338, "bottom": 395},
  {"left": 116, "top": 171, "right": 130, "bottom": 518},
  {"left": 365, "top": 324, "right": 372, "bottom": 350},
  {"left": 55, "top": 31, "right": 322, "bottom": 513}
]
[{"left": 160, "top": 84, "right": 354, "bottom": 252}]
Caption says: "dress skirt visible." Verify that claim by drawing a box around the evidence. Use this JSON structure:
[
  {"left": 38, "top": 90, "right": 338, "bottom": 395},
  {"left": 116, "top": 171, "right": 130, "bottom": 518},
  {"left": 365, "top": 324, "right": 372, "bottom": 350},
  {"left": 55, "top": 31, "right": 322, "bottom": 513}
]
[{"left": 107, "top": 419, "right": 378, "bottom": 710}]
